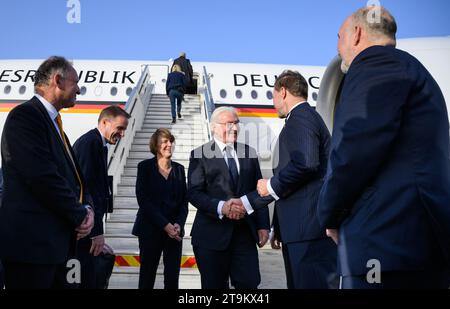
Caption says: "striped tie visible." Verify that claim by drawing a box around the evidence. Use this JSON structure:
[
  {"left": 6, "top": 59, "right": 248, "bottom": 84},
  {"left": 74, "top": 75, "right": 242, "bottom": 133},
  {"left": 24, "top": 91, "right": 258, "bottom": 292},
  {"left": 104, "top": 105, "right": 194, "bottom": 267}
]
[{"left": 56, "top": 114, "right": 83, "bottom": 203}]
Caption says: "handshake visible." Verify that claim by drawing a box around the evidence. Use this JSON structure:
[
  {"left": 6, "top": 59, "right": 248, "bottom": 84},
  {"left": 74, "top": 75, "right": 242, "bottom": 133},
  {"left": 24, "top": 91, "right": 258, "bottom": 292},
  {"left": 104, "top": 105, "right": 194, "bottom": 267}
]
[{"left": 222, "top": 198, "right": 246, "bottom": 220}]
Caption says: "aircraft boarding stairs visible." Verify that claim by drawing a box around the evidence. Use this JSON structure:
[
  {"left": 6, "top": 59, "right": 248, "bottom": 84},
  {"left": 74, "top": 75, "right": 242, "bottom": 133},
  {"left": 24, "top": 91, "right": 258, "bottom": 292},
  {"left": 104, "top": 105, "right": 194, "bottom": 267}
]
[{"left": 106, "top": 92, "right": 206, "bottom": 289}]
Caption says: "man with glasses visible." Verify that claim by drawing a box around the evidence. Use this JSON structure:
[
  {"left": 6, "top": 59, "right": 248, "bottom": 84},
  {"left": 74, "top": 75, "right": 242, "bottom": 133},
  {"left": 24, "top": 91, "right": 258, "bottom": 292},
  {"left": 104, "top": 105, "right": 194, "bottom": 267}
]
[{"left": 187, "top": 107, "right": 270, "bottom": 289}]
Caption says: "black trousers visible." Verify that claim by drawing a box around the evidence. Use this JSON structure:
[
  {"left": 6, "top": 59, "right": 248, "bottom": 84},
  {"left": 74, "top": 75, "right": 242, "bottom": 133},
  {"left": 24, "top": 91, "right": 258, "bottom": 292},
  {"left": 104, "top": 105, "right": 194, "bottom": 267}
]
[
  {"left": 138, "top": 233, "right": 182, "bottom": 289},
  {"left": 193, "top": 223, "right": 261, "bottom": 289},
  {"left": 282, "top": 237, "right": 337, "bottom": 289},
  {"left": 341, "top": 267, "right": 450, "bottom": 289},
  {"left": 76, "top": 237, "right": 96, "bottom": 289},
  {"left": 0, "top": 259, "right": 4, "bottom": 289},
  {"left": 2, "top": 260, "right": 78, "bottom": 289}
]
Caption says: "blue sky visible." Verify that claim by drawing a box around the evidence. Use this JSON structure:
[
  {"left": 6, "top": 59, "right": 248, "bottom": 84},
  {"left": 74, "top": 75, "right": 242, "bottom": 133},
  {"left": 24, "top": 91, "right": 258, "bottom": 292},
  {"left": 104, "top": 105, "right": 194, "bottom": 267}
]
[{"left": 0, "top": 0, "right": 448, "bottom": 65}]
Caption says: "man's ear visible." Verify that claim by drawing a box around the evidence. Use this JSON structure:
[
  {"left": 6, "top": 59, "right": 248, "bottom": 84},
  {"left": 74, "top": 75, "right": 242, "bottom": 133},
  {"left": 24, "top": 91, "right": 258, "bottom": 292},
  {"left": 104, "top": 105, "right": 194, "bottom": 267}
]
[
  {"left": 281, "top": 87, "right": 287, "bottom": 99},
  {"left": 353, "top": 25, "right": 362, "bottom": 47},
  {"left": 54, "top": 73, "right": 62, "bottom": 87}
]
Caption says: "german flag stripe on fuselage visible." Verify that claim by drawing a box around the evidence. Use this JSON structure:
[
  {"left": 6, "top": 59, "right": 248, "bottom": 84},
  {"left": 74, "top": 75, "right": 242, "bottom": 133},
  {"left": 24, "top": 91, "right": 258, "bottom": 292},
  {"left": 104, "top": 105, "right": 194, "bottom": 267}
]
[
  {"left": 0, "top": 100, "right": 125, "bottom": 114},
  {"left": 215, "top": 103, "right": 278, "bottom": 118}
]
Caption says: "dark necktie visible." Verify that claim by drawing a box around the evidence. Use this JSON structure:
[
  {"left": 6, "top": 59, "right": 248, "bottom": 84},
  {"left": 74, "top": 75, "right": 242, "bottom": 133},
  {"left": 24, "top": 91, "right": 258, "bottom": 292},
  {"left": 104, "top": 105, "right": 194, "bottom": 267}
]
[
  {"left": 103, "top": 146, "right": 108, "bottom": 169},
  {"left": 225, "top": 146, "right": 239, "bottom": 192}
]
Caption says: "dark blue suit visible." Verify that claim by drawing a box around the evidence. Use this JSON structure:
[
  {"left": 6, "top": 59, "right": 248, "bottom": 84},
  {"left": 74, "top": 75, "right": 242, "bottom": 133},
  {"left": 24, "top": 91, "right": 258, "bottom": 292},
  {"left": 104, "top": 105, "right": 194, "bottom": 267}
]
[
  {"left": 73, "top": 128, "right": 111, "bottom": 288},
  {"left": 318, "top": 46, "right": 450, "bottom": 288},
  {"left": 247, "top": 103, "right": 336, "bottom": 288},
  {"left": 0, "top": 97, "right": 90, "bottom": 288},
  {"left": 132, "top": 158, "right": 188, "bottom": 289},
  {"left": 188, "top": 141, "right": 270, "bottom": 288}
]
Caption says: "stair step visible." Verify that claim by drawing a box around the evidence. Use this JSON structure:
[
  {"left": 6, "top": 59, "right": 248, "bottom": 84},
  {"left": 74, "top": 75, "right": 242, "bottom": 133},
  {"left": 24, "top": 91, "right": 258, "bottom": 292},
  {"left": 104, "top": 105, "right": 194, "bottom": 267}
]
[
  {"left": 123, "top": 160, "right": 190, "bottom": 170},
  {"left": 128, "top": 152, "right": 190, "bottom": 160},
  {"left": 105, "top": 236, "right": 194, "bottom": 255},
  {"left": 134, "top": 133, "right": 204, "bottom": 140},
  {"left": 105, "top": 222, "right": 194, "bottom": 236}
]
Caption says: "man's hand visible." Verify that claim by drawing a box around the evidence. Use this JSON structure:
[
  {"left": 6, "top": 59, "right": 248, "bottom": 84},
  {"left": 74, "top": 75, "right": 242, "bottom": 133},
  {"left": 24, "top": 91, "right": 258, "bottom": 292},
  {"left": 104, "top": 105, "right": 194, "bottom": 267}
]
[
  {"left": 257, "top": 229, "right": 269, "bottom": 248},
  {"left": 76, "top": 207, "right": 94, "bottom": 240},
  {"left": 90, "top": 234, "right": 105, "bottom": 256},
  {"left": 173, "top": 223, "right": 182, "bottom": 237},
  {"left": 102, "top": 243, "right": 114, "bottom": 255},
  {"left": 164, "top": 223, "right": 182, "bottom": 241},
  {"left": 270, "top": 230, "right": 281, "bottom": 250},
  {"left": 257, "top": 179, "right": 270, "bottom": 197},
  {"left": 223, "top": 199, "right": 246, "bottom": 220},
  {"left": 326, "top": 229, "right": 339, "bottom": 245}
]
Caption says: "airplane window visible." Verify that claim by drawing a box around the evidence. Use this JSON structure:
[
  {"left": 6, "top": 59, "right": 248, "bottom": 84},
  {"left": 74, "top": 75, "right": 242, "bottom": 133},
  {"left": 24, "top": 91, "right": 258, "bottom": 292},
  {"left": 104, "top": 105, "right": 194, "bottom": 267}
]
[
  {"left": 111, "top": 87, "right": 118, "bottom": 96},
  {"left": 312, "top": 92, "right": 318, "bottom": 101},
  {"left": 220, "top": 89, "right": 227, "bottom": 98},
  {"left": 80, "top": 86, "right": 87, "bottom": 95},
  {"left": 251, "top": 90, "right": 258, "bottom": 99},
  {"left": 19, "top": 85, "right": 26, "bottom": 94},
  {"left": 4, "top": 85, "right": 11, "bottom": 94},
  {"left": 266, "top": 91, "right": 273, "bottom": 100},
  {"left": 235, "top": 90, "right": 242, "bottom": 99},
  {"left": 126, "top": 87, "right": 133, "bottom": 96}
]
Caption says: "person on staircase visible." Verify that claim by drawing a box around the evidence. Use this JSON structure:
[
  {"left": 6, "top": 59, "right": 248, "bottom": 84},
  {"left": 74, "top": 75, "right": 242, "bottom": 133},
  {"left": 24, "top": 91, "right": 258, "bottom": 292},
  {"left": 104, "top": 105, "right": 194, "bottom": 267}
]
[
  {"left": 132, "top": 128, "right": 189, "bottom": 289},
  {"left": 171, "top": 52, "right": 194, "bottom": 94},
  {"left": 166, "top": 64, "right": 187, "bottom": 124}
]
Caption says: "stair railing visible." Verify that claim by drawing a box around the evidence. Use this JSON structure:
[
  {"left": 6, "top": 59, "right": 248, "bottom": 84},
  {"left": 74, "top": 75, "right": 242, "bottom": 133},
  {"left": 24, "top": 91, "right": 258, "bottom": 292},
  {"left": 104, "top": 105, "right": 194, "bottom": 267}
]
[{"left": 107, "top": 65, "right": 153, "bottom": 196}]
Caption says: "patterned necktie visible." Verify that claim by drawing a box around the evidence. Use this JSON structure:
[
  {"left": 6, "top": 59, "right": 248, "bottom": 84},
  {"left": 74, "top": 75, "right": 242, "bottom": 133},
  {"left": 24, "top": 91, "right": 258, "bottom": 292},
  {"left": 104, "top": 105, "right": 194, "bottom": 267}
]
[
  {"left": 56, "top": 114, "right": 83, "bottom": 203},
  {"left": 225, "top": 146, "right": 239, "bottom": 193}
]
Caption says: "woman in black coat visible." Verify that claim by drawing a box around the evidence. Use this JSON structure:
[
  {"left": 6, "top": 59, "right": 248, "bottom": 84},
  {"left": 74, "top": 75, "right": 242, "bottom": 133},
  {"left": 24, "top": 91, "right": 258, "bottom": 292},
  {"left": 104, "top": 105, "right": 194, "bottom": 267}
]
[{"left": 132, "top": 128, "right": 188, "bottom": 289}]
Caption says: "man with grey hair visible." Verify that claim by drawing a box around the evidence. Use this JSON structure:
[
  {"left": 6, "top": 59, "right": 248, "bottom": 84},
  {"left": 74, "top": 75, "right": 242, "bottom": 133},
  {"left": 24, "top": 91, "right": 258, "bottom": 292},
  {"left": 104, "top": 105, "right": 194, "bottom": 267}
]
[
  {"left": 171, "top": 52, "right": 194, "bottom": 94},
  {"left": 318, "top": 6, "right": 450, "bottom": 288},
  {"left": 0, "top": 56, "right": 94, "bottom": 288},
  {"left": 187, "top": 106, "right": 270, "bottom": 288}
]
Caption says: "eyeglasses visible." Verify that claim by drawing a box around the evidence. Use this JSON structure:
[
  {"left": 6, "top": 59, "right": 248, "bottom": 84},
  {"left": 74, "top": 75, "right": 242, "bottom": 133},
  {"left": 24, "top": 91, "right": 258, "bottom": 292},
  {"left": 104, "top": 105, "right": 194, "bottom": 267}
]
[{"left": 217, "top": 121, "right": 240, "bottom": 130}]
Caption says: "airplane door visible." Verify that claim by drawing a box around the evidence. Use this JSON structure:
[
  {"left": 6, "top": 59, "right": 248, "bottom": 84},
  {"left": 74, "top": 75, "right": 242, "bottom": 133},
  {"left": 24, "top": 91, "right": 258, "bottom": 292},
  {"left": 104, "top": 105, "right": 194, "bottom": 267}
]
[{"left": 141, "top": 64, "right": 170, "bottom": 94}]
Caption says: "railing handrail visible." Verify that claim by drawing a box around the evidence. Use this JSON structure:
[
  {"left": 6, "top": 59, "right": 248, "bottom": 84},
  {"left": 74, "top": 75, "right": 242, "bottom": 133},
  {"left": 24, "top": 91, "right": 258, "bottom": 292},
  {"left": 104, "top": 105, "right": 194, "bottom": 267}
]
[
  {"left": 107, "top": 65, "right": 153, "bottom": 195},
  {"left": 202, "top": 66, "right": 215, "bottom": 140}
]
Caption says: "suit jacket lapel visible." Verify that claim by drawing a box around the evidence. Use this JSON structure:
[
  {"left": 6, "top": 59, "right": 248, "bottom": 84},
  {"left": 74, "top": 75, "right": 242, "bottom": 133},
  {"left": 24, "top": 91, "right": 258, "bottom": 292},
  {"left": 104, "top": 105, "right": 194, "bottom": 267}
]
[
  {"left": 235, "top": 142, "right": 246, "bottom": 193},
  {"left": 33, "top": 97, "right": 81, "bottom": 182}
]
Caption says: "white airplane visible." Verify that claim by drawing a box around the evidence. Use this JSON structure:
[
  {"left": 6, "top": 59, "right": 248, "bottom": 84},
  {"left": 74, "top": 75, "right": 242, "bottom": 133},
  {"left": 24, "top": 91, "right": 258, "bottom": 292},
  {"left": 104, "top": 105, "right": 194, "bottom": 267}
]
[{"left": 0, "top": 36, "right": 448, "bottom": 165}]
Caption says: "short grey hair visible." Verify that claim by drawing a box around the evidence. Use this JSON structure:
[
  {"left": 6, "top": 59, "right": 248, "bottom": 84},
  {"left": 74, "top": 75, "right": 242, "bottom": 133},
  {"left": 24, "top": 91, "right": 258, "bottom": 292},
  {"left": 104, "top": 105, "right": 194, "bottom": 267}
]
[
  {"left": 352, "top": 6, "right": 397, "bottom": 43},
  {"left": 34, "top": 56, "right": 73, "bottom": 88},
  {"left": 210, "top": 106, "right": 238, "bottom": 124}
]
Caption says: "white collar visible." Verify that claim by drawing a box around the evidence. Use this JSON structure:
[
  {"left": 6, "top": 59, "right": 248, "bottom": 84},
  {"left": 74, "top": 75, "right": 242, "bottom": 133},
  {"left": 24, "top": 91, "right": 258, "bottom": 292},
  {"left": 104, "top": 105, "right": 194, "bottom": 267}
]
[
  {"left": 214, "top": 137, "right": 234, "bottom": 153},
  {"left": 286, "top": 101, "right": 307, "bottom": 120},
  {"left": 35, "top": 94, "right": 58, "bottom": 121},
  {"left": 97, "top": 128, "right": 108, "bottom": 147}
]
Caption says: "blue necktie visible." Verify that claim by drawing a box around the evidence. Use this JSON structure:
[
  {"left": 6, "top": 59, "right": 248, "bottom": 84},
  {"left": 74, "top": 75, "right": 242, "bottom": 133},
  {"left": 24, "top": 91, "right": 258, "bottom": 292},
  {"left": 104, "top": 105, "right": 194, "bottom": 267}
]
[{"left": 225, "top": 146, "right": 239, "bottom": 193}]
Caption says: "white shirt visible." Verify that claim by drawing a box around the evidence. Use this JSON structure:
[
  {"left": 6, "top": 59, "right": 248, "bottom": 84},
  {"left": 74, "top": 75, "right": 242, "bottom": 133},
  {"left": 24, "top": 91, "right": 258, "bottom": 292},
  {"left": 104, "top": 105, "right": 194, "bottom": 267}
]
[
  {"left": 97, "top": 128, "right": 108, "bottom": 147},
  {"left": 213, "top": 138, "right": 255, "bottom": 218},
  {"left": 35, "top": 94, "right": 91, "bottom": 211},
  {"left": 35, "top": 94, "right": 61, "bottom": 139},
  {"left": 267, "top": 101, "right": 307, "bottom": 200}
]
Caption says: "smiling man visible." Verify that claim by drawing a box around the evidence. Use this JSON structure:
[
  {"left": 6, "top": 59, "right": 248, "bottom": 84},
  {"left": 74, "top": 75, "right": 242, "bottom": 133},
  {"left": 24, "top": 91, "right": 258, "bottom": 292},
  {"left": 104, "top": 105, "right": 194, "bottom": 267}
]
[
  {"left": 73, "top": 105, "right": 130, "bottom": 288},
  {"left": 0, "top": 56, "right": 94, "bottom": 289}
]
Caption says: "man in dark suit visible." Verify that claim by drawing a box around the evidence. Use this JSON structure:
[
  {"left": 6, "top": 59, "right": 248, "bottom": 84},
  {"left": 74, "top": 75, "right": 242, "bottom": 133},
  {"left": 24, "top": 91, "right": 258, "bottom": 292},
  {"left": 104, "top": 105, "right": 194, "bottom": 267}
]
[
  {"left": 241, "top": 71, "right": 337, "bottom": 288},
  {"left": 318, "top": 6, "right": 450, "bottom": 288},
  {"left": 0, "top": 168, "right": 3, "bottom": 289},
  {"left": 73, "top": 105, "right": 130, "bottom": 288},
  {"left": 0, "top": 56, "right": 94, "bottom": 289},
  {"left": 171, "top": 52, "right": 194, "bottom": 94},
  {"left": 188, "top": 107, "right": 270, "bottom": 289}
]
